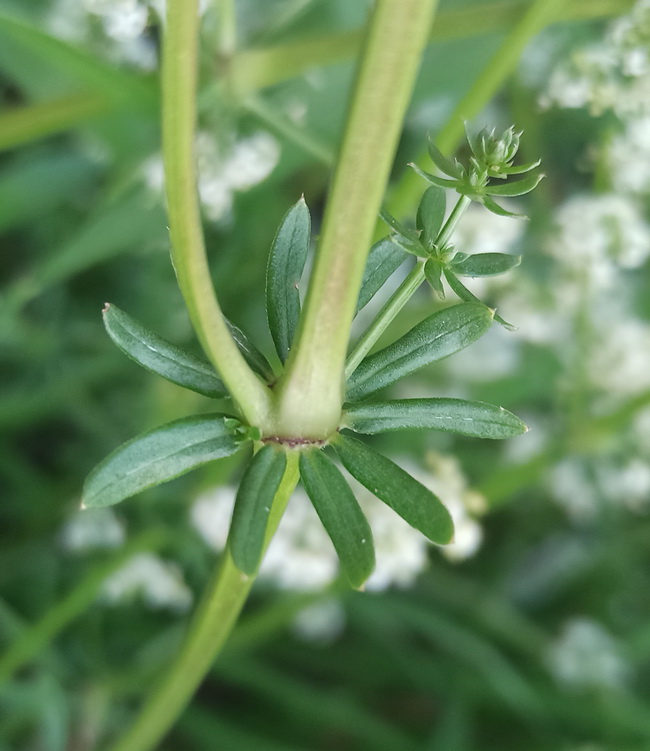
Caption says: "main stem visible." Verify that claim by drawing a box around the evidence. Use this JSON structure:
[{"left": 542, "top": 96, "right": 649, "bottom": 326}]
[
  {"left": 108, "top": 455, "right": 300, "bottom": 751},
  {"left": 274, "top": 0, "right": 439, "bottom": 439},
  {"left": 163, "top": 0, "right": 273, "bottom": 429}
]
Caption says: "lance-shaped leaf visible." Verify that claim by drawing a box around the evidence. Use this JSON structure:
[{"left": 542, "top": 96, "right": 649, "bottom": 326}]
[
  {"left": 409, "top": 163, "right": 459, "bottom": 190},
  {"left": 83, "top": 414, "right": 242, "bottom": 509},
  {"left": 498, "top": 159, "right": 542, "bottom": 177},
  {"left": 225, "top": 319, "right": 275, "bottom": 382},
  {"left": 229, "top": 445, "right": 287, "bottom": 575},
  {"left": 266, "top": 197, "right": 311, "bottom": 362},
  {"left": 449, "top": 252, "right": 521, "bottom": 277},
  {"left": 333, "top": 434, "right": 454, "bottom": 544},
  {"left": 299, "top": 449, "right": 375, "bottom": 589},
  {"left": 481, "top": 195, "right": 527, "bottom": 219},
  {"left": 424, "top": 258, "right": 445, "bottom": 298},
  {"left": 417, "top": 185, "right": 446, "bottom": 250},
  {"left": 379, "top": 208, "right": 421, "bottom": 246},
  {"left": 443, "top": 269, "right": 515, "bottom": 331},
  {"left": 357, "top": 237, "right": 409, "bottom": 312},
  {"left": 103, "top": 304, "right": 228, "bottom": 398},
  {"left": 486, "top": 172, "right": 544, "bottom": 197},
  {"left": 427, "top": 139, "right": 463, "bottom": 179},
  {"left": 346, "top": 303, "right": 493, "bottom": 402},
  {"left": 342, "top": 398, "right": 528, "bottom": 439}
]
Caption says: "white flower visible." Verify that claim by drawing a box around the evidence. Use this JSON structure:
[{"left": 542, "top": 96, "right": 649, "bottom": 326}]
[
  {"left": 101, "top": 553, "right": 192, "bottom": 612},
  {"left": 60, "top": 508, "right": 125, "bottom": 552},
  {"left": 606, "top": 115, "right": 650, "bottom": 195},
  {"left": 588, "top": 316, "right": 650, "bottom": 397},
  {"left": 452, "top": 202, "right": 525, "bottom": 257},
  {"left": 291, "top": 599, "right": 346, "bottom": 644},
  {"left": 547, "top": 193, "right": 650, "bottom": 287},
  {"left": 547, "top": 459, "right": 598, "bottom": 521},
  {"left": 547, "top": 618, "right": 629, "bottom": 691},
  {"left": 596, "top": 457, "right": 650, "bottom": 512}
]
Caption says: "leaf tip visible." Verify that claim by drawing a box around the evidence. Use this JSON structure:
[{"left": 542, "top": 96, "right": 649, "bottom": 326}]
[
  {"left": 102, "top": 302, "right": 111, "bottom": 314},
  {"left": 79, "top": 499, "right": 87, "bottom": 511}
]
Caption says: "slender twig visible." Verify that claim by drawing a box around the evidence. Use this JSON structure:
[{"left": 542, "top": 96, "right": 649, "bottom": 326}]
[{"left": 345, "top": 195, "right": 472, "bottom": 378}]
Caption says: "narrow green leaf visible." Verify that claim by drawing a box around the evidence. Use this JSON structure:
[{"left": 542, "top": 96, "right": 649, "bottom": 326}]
[
  {"left": 357, "top": 237, "right": 409, "bottom": 311},
  {"left": 266, "top": 197, "right": 311, "bottom": 362},
  {"left": 482, "top": 195, "right": 527, "bottom": 219},
  {"left": 409, "top": 163, "right": 459, "bottom": 189},
  {"left": 486, "top": 172, "right": 544, "bottom": 197},
  {"left": 82, "top": 415, "right": 243, "bottom": 509},
  {"left": 500, "top": 159, "right": 541, "bottom": 176},
  {"left": 299, "top": 449, "right": 375, "bottom": 589},
  {"left": 343, "top": 398, "right": 528, "bottom": 439},
  {"left": 333, "top": 434, "right": 454, "bottom": 544},
  {"left": 450, "top": 252, "right": 521, "bottom": 277},
  {"left": 225, "top": 320, "right": 275, "bottom": 382},
  {"left": 427, "top": 139, "right": 463, "bottom": 179},
  {"left": 103, "top": 304, "right": 228, "bottom": 398},
  {"left": 229, "top": 445, "right": 287, "bottom": 575},
  {"left": 443, "top": 269, "right": 516, "bottom": 330},
  {"left": 424, "top": 258, "right": 445, "bottom": 298},
  {"left": 345, "top": 303, "right": 494, "bottom": 402},
  {"left": 417, "top": 185, "right": 446, "bottom": 249},
  {"left": 379, "top": 208, "right": 421, "bottom": 245}
]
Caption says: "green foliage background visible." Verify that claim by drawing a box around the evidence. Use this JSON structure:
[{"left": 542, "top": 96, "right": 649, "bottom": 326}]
[{"left": 1, "top": 0, "right": 649, "bottom": 749}]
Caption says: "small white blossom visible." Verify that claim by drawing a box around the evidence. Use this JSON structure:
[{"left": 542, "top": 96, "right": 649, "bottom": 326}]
[
  {"left": 101, "top": 553, "right": 192, "bottom": 612},
  {"left": 588, "top": 316, "right": 650, "bottom": 398},
  {"left": 596, "top": 457, "right": 650, "bottom": 512},
  {"left": 291, "top": 599, "right": 346, "bottom": 644},
  {"left": 60, "top": 508, "right": 125, "bottom": 553},
  {"left": 547, "top": 618, "right": 629, "bottom": 691},
  {"left": 547, "top": 193, "right": 650, "bottom": 288},
  {"left": 548, "top": 459, "right": 598, "bottom": 521},
  {"left": 605, "top": 115, "right": 650, "bottom": 195},
  {"left": 451, "top": 202, "right": 525, "bottom": 257}
]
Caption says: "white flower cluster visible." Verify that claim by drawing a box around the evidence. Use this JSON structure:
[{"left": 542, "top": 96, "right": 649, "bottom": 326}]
[
  {"left": 60, "top": 507, "right": 125, "bottom": 552},
  {"left": 143, "top": 131, "right": 280, "bottom": 222},
  {"left": 540, "top": 0, "right": 650, "bottom": 116},
  {"left": 191, "top": 451, "right": 485, "bottom": 593},
  {"left": 546, "top": 193, "right": 650, "bottom": 289},
  {"left": 546, "top": 618, "right": 629, "bottom": 691},
  {"left": 101, "top": 553, "right": 193, "bottom": 612}
]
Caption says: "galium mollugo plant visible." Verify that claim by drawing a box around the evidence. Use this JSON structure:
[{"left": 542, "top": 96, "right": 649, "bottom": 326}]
[{"left": 83, "top": 123, "right": 540, "bottom": 590}]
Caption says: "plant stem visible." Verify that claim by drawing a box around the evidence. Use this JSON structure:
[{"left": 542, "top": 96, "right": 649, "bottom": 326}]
[
  {"left": 108, "top": 453, "right": 300, "bottom": 751},
  {"left": 345, "top": 195, "right": 471, "bottom": 378},
  {"left": 274, "top": 0, "right": 439, "bottom": 439},
  {"left": 387, "top": 0, "right": 567, "bottom": 222},
  {"left": 231, "top": 0, "right": 633, "bottom": 93},
  {"left": 162, "top": 0, "right": 273, "bottom": 429}
]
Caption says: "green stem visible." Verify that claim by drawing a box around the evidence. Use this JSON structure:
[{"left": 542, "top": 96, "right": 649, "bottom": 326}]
[
  {"left": 387, "top": 0, "right": 567, "bottom": 222},
  {"left": 231, "top": 0, "right": 633, "bottom": 93},
  {"left": 162, "top": 0, "right": 273, "bottom": 429},
  {"left": 0, "top": 94, "right": 108, "bottom": 152},
  {"left": 345, "top": 195, "right": 471, "bottom": 378},
  {"left": 216, "top": 0, "right": 237, "bottom": 58},
  {"left": 0, "top": 529, "right": 167, "bottom": 686},
  {"left": 108, "top": 454, "right": 300, "bottom": 751},
  {"left": 274, "top": 0, "right": 439, "bottom": 439}
]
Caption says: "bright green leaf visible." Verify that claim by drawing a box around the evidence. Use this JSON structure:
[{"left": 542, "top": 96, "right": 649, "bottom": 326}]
[
  {"left": 379, "top": 208, "right": 421, "bottom": 245},
  {"left": 409, "top": 163, "right": 459, "bottom": 189},
  {"left": 450, "top": 252, "right": 521, "bottom": 277},
  {"left": 333, "top": 434, "right": 454, "bottom": 544},
  {"left": 345, "top": 303, "right": 494, "bottom": 402},
  {"left": 229, "top": 445, "right": 287, "bottom": 575},
  {"left": 482, "top": 195, "right": 527, "bottom": 219},
  {"left": 357, "top": 237, "right": 409, "bottom": 311},
  {"left": 342, "top": 398, "right": 528, "bottom": 439},
  {"left": 266, "top": 197, "right": 311, "bottom": 363},
  {"left": 299, "top": 449, "right": 375, "bottom": 589},
  {"left": 424, "top": 258, "right": 445, "bottom": 298},
  {"left": 486, "top": 172, "right": 544, "bottom": 197},
  {"left": 427, "top": 139, "right": 463, "bottom": 179},
  {"left": 499, "top": 159, "right": 541, "bottom": 176},
  {"left": 225, "top": 320, "right": 275, "bottom": 382},
  {"left": 82, "top": 415, "right": 243, "bottom": 509},
  {"left": 443, "top": 269, "right": 516, "bottom": 330},
  {"left": 416, "top": 185, "right": 446, "bottom": 249},
  {"left": 103, "top": 303, "right": 228, "bottom": 398}
]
